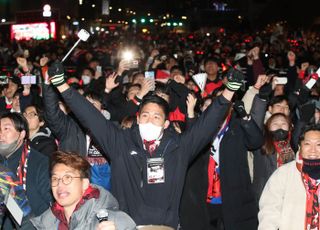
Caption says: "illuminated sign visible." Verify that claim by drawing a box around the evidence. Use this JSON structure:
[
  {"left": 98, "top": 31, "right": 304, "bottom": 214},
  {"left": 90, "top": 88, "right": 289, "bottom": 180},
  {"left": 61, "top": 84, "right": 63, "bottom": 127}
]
[{"left": 11, "top": 22, "right": 56, "bottom": 40}]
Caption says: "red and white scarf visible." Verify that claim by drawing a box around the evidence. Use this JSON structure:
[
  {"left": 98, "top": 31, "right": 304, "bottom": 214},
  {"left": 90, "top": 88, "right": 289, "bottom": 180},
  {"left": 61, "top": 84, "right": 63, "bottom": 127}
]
[{"left": 297, "top": 154, "right": 320, "bottom": 230}]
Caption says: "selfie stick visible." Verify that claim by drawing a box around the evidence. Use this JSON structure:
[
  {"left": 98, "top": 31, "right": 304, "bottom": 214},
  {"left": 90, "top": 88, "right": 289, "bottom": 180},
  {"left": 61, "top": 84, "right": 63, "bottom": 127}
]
[{"left": 61, "top": 29, "right": 90, "bottom": 63}]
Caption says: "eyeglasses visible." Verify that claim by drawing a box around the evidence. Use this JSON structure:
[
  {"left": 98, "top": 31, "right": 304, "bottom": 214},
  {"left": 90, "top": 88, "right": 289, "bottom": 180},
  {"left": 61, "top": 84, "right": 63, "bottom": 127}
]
[
  {"left": 51, "top": 174, "right": 83, "bottom": 187},
  {"left": 23, "top": 112, "right": 38, "bottom": 119}
]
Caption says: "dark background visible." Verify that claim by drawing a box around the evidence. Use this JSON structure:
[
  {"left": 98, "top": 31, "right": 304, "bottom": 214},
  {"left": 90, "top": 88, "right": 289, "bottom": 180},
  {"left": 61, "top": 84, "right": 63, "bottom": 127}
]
[{"left": 0, "top": 0, "right": 319, "bottom": 30}]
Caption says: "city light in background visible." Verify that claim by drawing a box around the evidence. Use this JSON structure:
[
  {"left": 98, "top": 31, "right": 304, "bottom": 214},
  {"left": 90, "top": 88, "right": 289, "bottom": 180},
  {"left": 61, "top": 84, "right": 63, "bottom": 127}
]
[{"left": 0, "top": 0, "right": 318, "bottom": 41}]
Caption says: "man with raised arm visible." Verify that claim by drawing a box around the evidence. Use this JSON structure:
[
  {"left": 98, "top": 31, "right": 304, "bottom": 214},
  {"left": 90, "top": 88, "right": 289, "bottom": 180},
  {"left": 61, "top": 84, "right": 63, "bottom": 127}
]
[{"left": 47, "top": 61, "right": 243, "bottom": 229}]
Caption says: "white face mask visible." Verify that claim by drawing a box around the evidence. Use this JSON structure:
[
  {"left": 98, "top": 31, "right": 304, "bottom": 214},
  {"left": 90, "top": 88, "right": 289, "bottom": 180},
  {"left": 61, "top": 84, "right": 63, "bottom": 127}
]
[
  {"left": 81, "top": 75, "right": 91, "bottom": 85},
  {"left": 139, "top": 122, "right": 163, "bottom": 141}
]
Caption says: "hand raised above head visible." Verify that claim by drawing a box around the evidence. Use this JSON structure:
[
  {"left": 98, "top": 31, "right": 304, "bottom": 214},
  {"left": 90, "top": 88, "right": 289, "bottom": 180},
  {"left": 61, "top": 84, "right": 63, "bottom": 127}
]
[{"left": 48, "top": 61, "right": 66, "bottom": 87}]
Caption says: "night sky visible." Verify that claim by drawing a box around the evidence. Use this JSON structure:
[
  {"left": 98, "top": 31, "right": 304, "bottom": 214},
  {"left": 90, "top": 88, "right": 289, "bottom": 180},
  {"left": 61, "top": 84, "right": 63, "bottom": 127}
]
[{"left": 0, "top": 0, "right": 320, "bottom": 29}]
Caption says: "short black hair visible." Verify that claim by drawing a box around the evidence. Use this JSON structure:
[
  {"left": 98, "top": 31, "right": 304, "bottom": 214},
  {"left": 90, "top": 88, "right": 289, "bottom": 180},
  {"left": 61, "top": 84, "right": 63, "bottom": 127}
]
[
  {"left": 139, "top": 95, "right": 170, "bottom": 120},
  {"left": 299, "top": 123, "right": 320, "bottom": 144},
  {"left": 83, "top": 90, "right": 102, "bottom": 103},
  {"left": 268, "top": 95, "right": 289, "bottom": 107},
  {"left": 204, "top": 57, "right": 220, "bottom": 66},
  {"left": 170, "top": 65, "right": 184, "bottom": 75},
  {"left": 81, "top": 67, "right": 95, "bottom": 76},
  {"left": 0, "top": 112, "right": 29, "bottom": 139}
]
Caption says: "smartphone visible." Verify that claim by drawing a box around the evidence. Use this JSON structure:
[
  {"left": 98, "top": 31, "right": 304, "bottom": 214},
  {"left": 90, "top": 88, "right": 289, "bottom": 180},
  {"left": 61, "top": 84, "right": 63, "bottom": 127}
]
[
  {"left": 145, "top": 71, "right": 155, "bottom": 79},
  {"left": 274, "top": 77, "right": 287, "bottom": 85},
  {"left": 21, "top": 75, "right": 36, "bottom": 84},
  {"left": 129, "top": 60, "right": 139, "bottom": 69}
]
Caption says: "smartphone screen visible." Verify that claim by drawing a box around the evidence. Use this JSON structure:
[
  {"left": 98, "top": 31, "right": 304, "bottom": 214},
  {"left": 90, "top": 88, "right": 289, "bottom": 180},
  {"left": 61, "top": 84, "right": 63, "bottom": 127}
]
[
  {"left": 145, "top": 71, "right": 155, "bottom": 79},
  {"left": 21, "top": 75, "right": 36, "bottom": 84}
]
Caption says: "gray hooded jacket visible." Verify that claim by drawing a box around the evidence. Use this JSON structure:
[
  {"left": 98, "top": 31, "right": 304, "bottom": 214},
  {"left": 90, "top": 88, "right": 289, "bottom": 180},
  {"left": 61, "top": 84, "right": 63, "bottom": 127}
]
[{"left": 30, "top": 185, "right": 136, "bottom": 230}]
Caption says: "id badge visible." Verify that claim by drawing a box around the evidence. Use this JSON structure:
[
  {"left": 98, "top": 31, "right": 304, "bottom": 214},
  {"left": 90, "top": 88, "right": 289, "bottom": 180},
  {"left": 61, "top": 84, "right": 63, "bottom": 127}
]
[{"left": 147, "top": 158, "right": 165, "bottom": 184}]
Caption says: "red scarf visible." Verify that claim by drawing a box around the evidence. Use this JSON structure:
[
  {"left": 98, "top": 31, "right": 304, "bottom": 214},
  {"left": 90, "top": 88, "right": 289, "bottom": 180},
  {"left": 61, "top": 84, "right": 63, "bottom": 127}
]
[
  {"left": 143, "top": 139, "right": 159, "bottom": 156},
  {"left": 296, "top": 154, "right": 320, "bottom": 230},
  {"left": 273, "top": 133, "right": 295, "bottom": 167},
  {"left": 51, "top": 185, "right": 100, "bottom": 230}
]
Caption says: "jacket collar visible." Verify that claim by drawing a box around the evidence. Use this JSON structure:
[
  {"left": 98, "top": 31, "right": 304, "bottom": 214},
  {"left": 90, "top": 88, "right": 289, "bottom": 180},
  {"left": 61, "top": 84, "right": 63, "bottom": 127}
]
[
  {"left": 51, "top": 185, "right": 100, "bottom": 229},
  {"left": 131, "top": 125, "right": 179, "bottom": 157}
]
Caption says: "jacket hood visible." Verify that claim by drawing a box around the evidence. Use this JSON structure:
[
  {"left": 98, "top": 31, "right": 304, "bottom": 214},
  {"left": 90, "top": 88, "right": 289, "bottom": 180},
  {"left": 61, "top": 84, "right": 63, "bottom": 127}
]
[
  {"left": 30, "top": 127, "right": 52, "bottom": 141},
  {"left": 30, "top": 185, "right": 119, "bottom": 228}
]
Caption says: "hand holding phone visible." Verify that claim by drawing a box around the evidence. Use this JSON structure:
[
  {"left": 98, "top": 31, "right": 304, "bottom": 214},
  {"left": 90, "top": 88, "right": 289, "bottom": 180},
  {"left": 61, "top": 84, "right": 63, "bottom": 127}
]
[{"left": 305, "top": 73, "right": 319, "bottom": 90}]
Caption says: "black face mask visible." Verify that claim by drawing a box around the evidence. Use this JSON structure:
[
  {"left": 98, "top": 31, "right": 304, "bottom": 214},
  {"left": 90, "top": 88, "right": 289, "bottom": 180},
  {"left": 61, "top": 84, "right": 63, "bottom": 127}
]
[
  {"left": 302, "top": 158, "right": 320, "bottom": 180},
  {"left": 271, "top": 129, "right": 289, "bottom": 141}
]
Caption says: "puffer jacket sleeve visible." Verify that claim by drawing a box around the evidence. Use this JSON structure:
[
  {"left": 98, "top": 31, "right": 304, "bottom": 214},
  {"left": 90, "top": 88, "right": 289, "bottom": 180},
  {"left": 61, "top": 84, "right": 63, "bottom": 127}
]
[
  {"left": 181, "top": 95, "right": 230, "bottom": 162},
  {"left": 42, "top": 84, "right": 72, "bottom": 140},
  {"left": 258, "top": 165, "right": 288, "bottom": 230}
]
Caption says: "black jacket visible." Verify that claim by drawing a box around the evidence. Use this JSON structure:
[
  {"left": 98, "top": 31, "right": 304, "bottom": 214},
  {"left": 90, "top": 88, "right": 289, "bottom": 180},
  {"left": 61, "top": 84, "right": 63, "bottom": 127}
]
[
  {"left": 0, "top": 145, "right": 52, "bottom": 216},
  {"left": 60, "top": 87, "right": 231, "bottom": 228},
  {"left": 42, "top": 84, "right": 87, "bottom": 155},
  {"left": 102, "top": 87, "right": 139, "bottom": 123},
  {"left": 180, "top": 114, "right": 264, "bottom": 230},
  {"left": 29, "top": 127, "right": 57, "bottom": 157}
]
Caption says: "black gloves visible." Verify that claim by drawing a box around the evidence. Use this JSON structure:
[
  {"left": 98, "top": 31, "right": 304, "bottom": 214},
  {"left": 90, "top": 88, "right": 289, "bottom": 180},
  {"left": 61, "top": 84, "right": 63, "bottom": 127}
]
[
  {"left": 233, "top": 100, "right": 248, "bottom": 119},
  {"left": 225, "top": 67, "right": 245, "bottom": 91},
  {"left": 258, "top": 83, "right": 273, "bottom": 100},
  {"left": 48, "top": 61, "right": 65, "bottom": 87}
]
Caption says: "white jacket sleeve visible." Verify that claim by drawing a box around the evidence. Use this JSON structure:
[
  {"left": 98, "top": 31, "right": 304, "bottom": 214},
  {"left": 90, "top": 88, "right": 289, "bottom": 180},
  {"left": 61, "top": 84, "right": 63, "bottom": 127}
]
[
  {"left": 258, "top": 166, "right": 288, "bottom": 230},
  {"left": 242, "top": 86, "right": 259, "bottom": 114}
]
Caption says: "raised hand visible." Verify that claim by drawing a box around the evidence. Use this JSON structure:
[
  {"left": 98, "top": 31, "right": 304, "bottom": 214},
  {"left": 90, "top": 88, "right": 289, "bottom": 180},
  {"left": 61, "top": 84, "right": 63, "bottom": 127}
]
[
  {"left": 137, "top": 78, "right": 155, "bottom": 99},
  {"left": 301, "top": 62, "right": 309, "bottom": 72},
  {"left": 17, "top": 57, "right": 27, "bottom": 67},
  {"left": 48, "top": 61, "right": 66, "bottom": 87},
  {"left": 16, "top": 57, "right": 29, "bottom": 72},
  {"left": 233, "top": 100, "right": 248, "bottom": 119},
  {"left": 105, "top": 72, "right": 120, "bottom": 93},
  {"left": 254, "top": 74, "right": 268, "bottom": 90},
  {"left": 225, "top": 67, "right": 245, "bottom": 91},
  {"left": 186, "top": 93, "right": 197, "bottom": 118},
  {"left": 117, "top": 59, "right": 131, "bottom": 76}
]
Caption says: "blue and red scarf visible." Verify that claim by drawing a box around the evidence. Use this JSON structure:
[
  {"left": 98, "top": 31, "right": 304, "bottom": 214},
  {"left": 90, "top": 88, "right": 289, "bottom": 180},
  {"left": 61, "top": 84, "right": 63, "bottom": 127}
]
[{"left": 207, "top": 114, "right": 231, "bottom": 204}]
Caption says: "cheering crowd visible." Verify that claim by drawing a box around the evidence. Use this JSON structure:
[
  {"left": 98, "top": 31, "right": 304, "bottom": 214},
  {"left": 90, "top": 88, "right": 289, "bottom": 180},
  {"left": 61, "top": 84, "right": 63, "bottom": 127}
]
[{"left": 0, "top": 25, "right": 319, "bottom": 230}]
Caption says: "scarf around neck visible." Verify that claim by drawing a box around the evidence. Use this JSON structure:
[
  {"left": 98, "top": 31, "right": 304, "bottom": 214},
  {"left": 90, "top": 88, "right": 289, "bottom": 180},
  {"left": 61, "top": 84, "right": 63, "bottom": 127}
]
[
  {"left": 51, "top": 185, "right": 100, "bottom": 230},
  {"left": 296, "top": 154, "right": 320, "bottom": 230}
]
